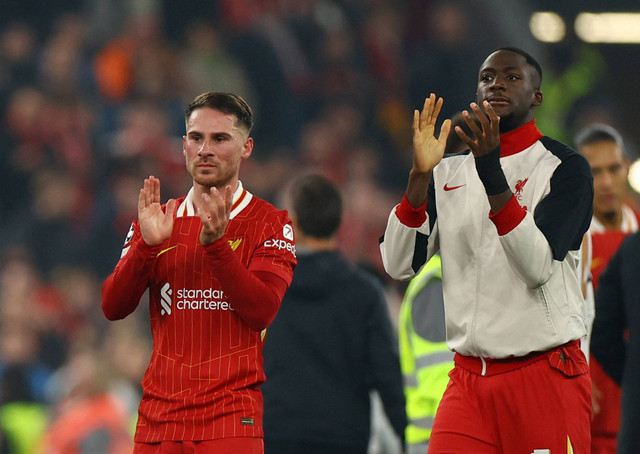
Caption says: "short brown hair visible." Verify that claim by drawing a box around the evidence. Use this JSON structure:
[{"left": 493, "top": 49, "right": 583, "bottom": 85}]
[{"left": 185, "top": 92, "right": 253, "bottom": 133}]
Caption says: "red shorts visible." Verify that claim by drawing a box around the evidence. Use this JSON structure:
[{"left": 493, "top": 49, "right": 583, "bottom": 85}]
[
  {"left": 428, "top": 341, "right": 591, "bottom": 453},
  {"left": 133, "top": 438, "right": 264, "bottom": 454}
]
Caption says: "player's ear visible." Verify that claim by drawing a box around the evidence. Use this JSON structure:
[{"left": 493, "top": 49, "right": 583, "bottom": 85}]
[
  {"left": 242, "top": 137, "right": 254, "bottom": 159},
  {"left": 532, "top": 90, "right": 543, "bottom": 107}
]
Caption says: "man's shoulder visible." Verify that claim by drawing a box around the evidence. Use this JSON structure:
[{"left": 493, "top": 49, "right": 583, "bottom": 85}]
[
  {"left": 627, "top": 204, "right": 640, "bottom": 226},
  {"left": 539, "top": 136, "right": 584, "bottom": 162},
  {"left": 237, "top": 192, "right": 291, "bottom": 223},
  {"left": 538, "top": 136, "right": 592, "bottom": 176},
  {"left": 232, "top": 193, "right": 295, "bottom": 245}
]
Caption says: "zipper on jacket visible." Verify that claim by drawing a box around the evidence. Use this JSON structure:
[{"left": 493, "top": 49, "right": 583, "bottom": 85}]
[{"left": 538, "top": 286, "right": 557, "bottom": 335}]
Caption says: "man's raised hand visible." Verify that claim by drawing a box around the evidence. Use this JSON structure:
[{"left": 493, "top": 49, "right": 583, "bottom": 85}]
[
  {"left": 455, "top": 101, "right": 500, "bottom": 158},
  {"left": 194, "top": 185, "right": 233, "bottom": 245},
  {"left": 412, "top": 93, "right": 451, "bottom": 174},
  {"left": 138, "top": 176, "right": 176, "bottom": 246}
]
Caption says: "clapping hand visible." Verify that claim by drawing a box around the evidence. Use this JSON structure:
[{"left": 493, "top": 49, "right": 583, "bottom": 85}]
[
  {"left": 138, "top": 176, "right": 176, "bottom": 246},
  {"left": 412, "top": 93, "right": 452, "bottom": 174},
  {"left": 455, "top": 100, "right": 500, "bottom": 158},
  {"left": 193, "top": 185, "right": 234, "bottom": 245}
]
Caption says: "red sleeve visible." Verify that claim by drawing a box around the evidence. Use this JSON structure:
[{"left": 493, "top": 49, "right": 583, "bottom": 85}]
[
  {"left": 101, "top": 223, "right": 160, "bottom": 320},
  {"left": 395, "top": 194, "right": 427, "bottom": 228},
  {"left": 489, "top": 194, "right": 527, "bottom": 235},
  {"left": 203, "top": 237, "right": 289, "bottom": 331}
]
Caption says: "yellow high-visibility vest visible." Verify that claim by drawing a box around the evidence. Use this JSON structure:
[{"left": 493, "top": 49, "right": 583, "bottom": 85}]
[{"left": 398, "top": 255, "right": 454, "bottom": 452}]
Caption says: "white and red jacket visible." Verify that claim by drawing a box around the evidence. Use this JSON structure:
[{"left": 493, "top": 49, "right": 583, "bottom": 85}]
[{"left": 381, "top": 121, "right": 593, "bottom": 359}]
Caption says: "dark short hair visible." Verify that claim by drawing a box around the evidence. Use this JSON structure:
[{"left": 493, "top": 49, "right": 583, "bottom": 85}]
[
  {"left": 291, "top": 174, "right": 342, "bottom": 239},
  {"left": 574, "top": 123, "right": 624, "bottom": 151},
  {"left": 185, "top": 92, "right": 253, "bottom": 133},
  {"left": 495, "top": 47, "right": 543, "bottom": 88}
]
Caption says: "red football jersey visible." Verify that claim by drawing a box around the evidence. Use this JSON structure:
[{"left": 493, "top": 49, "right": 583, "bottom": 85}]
[
  {"left": 102, "top": 183, "right": 296, "bottom": 442},
  {"left": 590, "top": 204, "right": 640, "bottom": 288},
  {"left": 589, "top": 204, "right": 639, "bottom": 446},
  {"left": 590, "top": 230, "right": 630, "bottom": 290}
]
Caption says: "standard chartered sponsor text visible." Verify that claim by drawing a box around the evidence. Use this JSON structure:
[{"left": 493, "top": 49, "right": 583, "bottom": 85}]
[{"left": 176, "top": 288, "right": 234, "bottom": 311}]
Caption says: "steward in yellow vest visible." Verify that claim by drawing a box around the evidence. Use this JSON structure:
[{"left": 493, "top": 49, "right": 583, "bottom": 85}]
[{"left": 398, "top": 255, "right": 454, "bottom": 453}]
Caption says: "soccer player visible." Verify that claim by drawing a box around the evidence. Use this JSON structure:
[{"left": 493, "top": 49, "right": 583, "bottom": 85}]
[
  {"left": 574, "top": 123, "right": 640, "bottom": 454},
  {"left": 590, "top": 229, "right": 640, "bottom": 454},
  {"left": 101, "top": 92, "right": 297, "bottom": 454},
  {"left": 380, "top": 48, "right": 593, "bottom": 452}
]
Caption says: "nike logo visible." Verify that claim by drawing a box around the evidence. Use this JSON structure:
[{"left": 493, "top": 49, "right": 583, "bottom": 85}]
[
  {"left": 443, "top": 183, "right": 466, "bottom": 191},
  {"left": 157, "top": 245, "right": 178, "bottom": 257}
]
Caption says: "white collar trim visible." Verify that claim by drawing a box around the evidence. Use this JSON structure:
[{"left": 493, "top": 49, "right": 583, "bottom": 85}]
[
  {"left": 176, "top": 181, "right": 252, "bottom": 219},
  {"left": 590, "top": 204, "right": 639, "bottom": 233}
]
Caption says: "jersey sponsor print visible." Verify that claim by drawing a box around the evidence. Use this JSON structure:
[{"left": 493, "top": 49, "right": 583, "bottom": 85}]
[{"left": 159, "top": 283, "right": 235, "bottom": 314}]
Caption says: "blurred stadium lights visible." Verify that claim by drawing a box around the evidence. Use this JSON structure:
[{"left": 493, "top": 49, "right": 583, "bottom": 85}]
[
  {"left": 576, "top": 12, "right": 640, "bottom": 43},
  {"left": 531, "top": 11, "right": 640, "bottom": 44},
  {"left": 629, "top": 160, "right": 640, "bottom": 194},
  {"left": 530, "top": 12, "right": 566, "bottom": 42}
]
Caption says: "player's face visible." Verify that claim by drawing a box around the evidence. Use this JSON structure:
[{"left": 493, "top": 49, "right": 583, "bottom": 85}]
[
  {"left": 475, "top": 50, "right": 542, "bottom": 132},
  {"left": 580, "top": 140, "right": 629, "bottom": 221},
  {"left": 183, "top": 107, "right": 253, "bottom": 190}
]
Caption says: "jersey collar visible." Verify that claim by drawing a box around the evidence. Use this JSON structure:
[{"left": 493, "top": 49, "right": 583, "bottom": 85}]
[
  {"left": 499, "top": 120, "right": 543, "bottom": 157},
  {"left": 590, "top": 204, "right": 640, "bottom": 234},
  {"left": 176, "top": 181, "right": 253, "bottom": 219}
]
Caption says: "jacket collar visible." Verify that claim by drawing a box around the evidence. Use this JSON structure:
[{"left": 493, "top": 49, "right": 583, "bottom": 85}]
[{"left": 500, "top": 119, "right": 543, "bottom": 157}]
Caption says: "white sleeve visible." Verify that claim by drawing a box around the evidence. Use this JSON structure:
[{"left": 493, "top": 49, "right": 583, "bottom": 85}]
[
  {"left": 498, "top": 211, "right": 556, "bottom": 288},
  {"left": 380, "top": 205, "right": 438, "bottom": 281}
]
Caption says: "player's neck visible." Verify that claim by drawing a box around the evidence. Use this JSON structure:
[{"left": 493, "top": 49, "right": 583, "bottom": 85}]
[
  {"left": 596, "top": 210, "right": 623, "bottom": 231},
  {"left": 296, "top": 235, "right": 338, "bottom": 252},
  {"left": 193, "top": 180, "right": 239, "bottom": 199}
]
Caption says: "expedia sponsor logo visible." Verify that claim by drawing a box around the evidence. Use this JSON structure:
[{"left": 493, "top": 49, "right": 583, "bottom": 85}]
[
  {"left": 159, "top": 284, "right": 234, "bottom": 315},
  {"left": 264, "top": 238, "right": 296, "bottom": 257}
]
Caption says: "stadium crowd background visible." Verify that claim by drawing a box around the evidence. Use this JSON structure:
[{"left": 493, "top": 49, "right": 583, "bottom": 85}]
[{"left": 0, "top": 0, "right": 639, "bottom": 450}]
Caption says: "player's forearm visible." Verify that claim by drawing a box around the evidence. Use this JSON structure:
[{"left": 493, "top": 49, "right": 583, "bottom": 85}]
[
  {"left": 405, "top": 169, "right": 431, "bottom": 208},
  {"left": 101, "top": 239, "right": 158, "bottom": 320},
  {"left": 490, "top": 197, "right": 555, "bottom": 287},
  {"left": 203, "top": 238, "right": 288, "bottom": 331}
]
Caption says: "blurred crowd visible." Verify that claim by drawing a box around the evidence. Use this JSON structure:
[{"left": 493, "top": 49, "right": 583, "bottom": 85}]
[{"left": 0, "top": 0, "right": 637, "bottom": 451}]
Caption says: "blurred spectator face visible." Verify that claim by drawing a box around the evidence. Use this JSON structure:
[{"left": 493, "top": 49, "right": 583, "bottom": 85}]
[
  {"left": 0, "top": 23, "right": 36, "bottom": 63},
  {"left": 0, "top": 323, "right": 39, "bottom": 365},
  {"left": 32, "top": 169, "right": 78, "bottom": 221},
  {"left": 427, "top": 2, "right": 468, "bottom": 45},
  {"left": 4, "top": 87, "right": 46, "bottom": 140},
  {"left": 579, "top": 140, "right": 629, "bottom": 221},
  {"left": 183, "top": 108, "right": 253, "bottom": 189}
]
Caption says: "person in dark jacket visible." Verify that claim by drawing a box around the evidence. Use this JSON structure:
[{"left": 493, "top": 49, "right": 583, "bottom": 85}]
[
  {"left": 262, "top": 174, "right": 406, "bottom": 454},
  {"left": 590, "top": 229, "right": 640, "bottom": 454}
]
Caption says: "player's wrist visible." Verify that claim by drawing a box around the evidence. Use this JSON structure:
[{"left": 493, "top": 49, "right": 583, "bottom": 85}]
[{"left": 474, "top": 145, "right": 509, "bottom": 195}]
